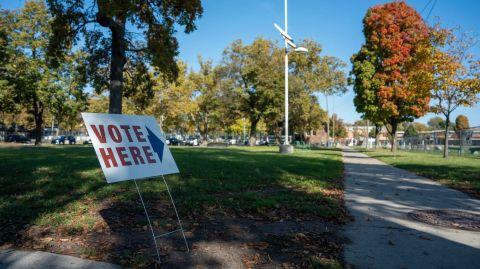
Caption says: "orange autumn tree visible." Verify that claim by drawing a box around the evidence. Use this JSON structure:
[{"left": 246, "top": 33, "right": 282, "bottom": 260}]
[{"left": 352, "top": 1, "right": 433, "bottom": 152}]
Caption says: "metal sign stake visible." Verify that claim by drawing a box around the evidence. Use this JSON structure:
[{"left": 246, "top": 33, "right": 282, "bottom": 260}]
[
  {"left": 134, "top": 179, "right": 162, "bottom": 262},
  {"left": 161, "top": 175, "right": 190, "bottom": 252},
  {"left": 133, "top": 177, "right": 189, "bottom": 264}
]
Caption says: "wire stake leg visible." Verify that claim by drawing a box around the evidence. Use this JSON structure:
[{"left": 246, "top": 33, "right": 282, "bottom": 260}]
[
  {"left": 161, "top": 175, "right": 189, "bottom": 252},
  {"left": 134, "top": 179, "right": 161, "bottom": 263}
]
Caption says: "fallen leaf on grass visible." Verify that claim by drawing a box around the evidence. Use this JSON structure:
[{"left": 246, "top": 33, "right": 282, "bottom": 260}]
[{"left": 245, "top": 241, "right": 269, "bottom": 250}]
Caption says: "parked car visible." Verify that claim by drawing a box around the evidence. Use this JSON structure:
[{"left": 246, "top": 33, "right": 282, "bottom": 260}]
[
  {"left": 5, "top": 134, "right": 30, "bottom": 143},
  {"left": 166, "top": 137, "right": 180, "bottom": 146},
  {"left": 266, "top": 135, "right": 279, "bottom": 146},
  {"left": 51, "top": 135, "right": 76, "bottom": 145},
  {"left": 257, "top": 139, "right": 268, "bottom": 146},
  {"left": 83, "top": 138, "right": 92, "bottom": 145},
  {"left": 185, "top": 136, "right": 199, "bottom": 146}
]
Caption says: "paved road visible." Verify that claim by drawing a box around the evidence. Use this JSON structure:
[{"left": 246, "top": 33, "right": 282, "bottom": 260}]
[
  {"left": 0, "top": 249, "right": 123, "bottom": 269},
  {"left": 342, "top": 148, "right": 480, "bottom": 269}
]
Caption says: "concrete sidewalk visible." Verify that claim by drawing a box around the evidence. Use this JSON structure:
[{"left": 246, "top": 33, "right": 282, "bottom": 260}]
[
  {"left": 0, "top": 249, "right": 123, "bottom": 269},
  {"left": 342, "top": 148, "right": 480, "bottom": 269}
]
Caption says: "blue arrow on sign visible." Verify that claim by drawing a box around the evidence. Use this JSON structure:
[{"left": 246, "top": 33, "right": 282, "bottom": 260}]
[{"left": 146, "top": 126, "right": 164, "bottom": 162}]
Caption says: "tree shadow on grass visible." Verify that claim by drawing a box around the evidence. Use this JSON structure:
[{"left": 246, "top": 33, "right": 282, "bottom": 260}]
[
  {"left": 96, "top": 183, "right": 345, "bottom": 268},
  {"left": 0, "top": 146, "right": 346, "bottom": 268},
  {"left": 0, "top": 146, "right": 107, "bottom": 241}
]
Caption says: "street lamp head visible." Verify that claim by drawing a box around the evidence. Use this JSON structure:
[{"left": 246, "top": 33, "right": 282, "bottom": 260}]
[{"left": 294, "top": 47, "right": 308, "bottom": 53}]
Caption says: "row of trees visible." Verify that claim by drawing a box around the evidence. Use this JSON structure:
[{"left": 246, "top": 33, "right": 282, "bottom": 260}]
[
  {"left": 0, "top": 0, "right": 348, "bottom": 145},
  {"left": 403, "top": 115, "right": 471, "bottom": 138},
  {"left": 95, "top": 38, "right": 348, "bottom": 146},
  {"left": 351, "top": 1, "right": 480, "bottom": 157}
]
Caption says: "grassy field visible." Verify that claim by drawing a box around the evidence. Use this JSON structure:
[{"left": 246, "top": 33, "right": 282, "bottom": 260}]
[
  {"left": 0, "top": 145, "right": 346, "bottom": 268},
  {"left": 360, "top": 148, "right": 480, "bottom": 197}
]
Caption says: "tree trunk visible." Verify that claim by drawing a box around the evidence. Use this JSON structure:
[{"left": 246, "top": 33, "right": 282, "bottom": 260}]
[
  {"left": 33, "top": 101, "right": 44, "bottom": 146},
  {"left": 107, "top": 21, "right": 126, "bottom": 114},
  {"left": 248, "top": 117, "right": 259, "bottom": 146},
  {"left": 389, "top": 119, "right": 398, "bottom": 153},
  {"left": 443, "top": 116, "right": 450, "bottom": 158},
  {"left": 274, "top": 127, "right": 282, "bottom": 145},
  {"left": 201, "top": 117, "right": 209, "bottom": 145},
  {"left": 374, "top": 124, "right": 381, "bottom": 149}
]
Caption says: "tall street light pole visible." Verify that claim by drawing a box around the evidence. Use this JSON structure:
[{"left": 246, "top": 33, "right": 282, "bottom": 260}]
[
  {"left": 274, "top": 0, "right": 308, "bottom": 154},
  {"left": 284, "top": 0, "right": 289, "bottom": 148}
]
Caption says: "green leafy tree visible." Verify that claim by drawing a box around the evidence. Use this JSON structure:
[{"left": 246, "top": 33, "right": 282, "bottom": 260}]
[
  {"left": 404, "top": 124, "right": 418, "bottom": 138},
  {"left": 354, "top": 119, "right": 368, "bottom": 126},
  {"left": 4, "top": 1, "right": 87, "bottom": 144},
  {"left": 50, "top": 51, "right": 89, "bottom": 133},
  {"left": 0, "top": 10, "right": 17, "bottom": 122},
  {"left": 412, "top": 122, "right": 428, "bottom": 132},
  {"left": 327, "top": 113, "right": 347, "bottom": 139},
  {"left": 122, "top": 61, "right": 155, "bottom": 114},
  {"left": 289, "top": 40, "right": 345, "bottom": 141},
  {"left": 150, "top": 61, "right": 197, "bottom": 135},
  {"left": 427, "top": 116, "right": 445, "bottom": 130},
  {"left": 368, "top": 127, "right": 377, "bottom": 139},
  {"left": 221, "top": 38, "right": 284, "bottom": 145},
  {"left": 47, "top": 0, "right": 203, "bottom": 114},
  {"left": 221, "top": 38, "right": 341, "bottom": 145},
  {"left": 289, "top": 92, "right": 327, "bottom": 142},
  {"left": 189, "top": 58, "right": 224, "bottom": 143},
  {"left": 87, "top": 94, "right": 109, "bottom": 113},
  {"left": 291, "top": 40, "right": 347, "bottom": 141}
]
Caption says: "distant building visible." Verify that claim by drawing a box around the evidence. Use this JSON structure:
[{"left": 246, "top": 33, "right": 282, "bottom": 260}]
[{"left": 304, "top": 129, "right": 328, "bottom": 145}]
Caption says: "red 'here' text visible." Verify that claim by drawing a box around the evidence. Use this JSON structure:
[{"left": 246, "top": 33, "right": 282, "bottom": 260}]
[{"left": 90, "top": 124, "right": 155, "bottom": 168}]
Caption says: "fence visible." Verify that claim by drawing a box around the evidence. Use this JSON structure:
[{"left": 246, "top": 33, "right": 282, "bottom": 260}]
[{"left": 397, "top": 128, "right": 480, "bottom": 157}]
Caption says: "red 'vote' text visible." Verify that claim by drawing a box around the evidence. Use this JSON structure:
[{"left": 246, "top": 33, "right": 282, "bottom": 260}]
[{"left": 90, "top": 124, "right": 155, "bottom": 168}]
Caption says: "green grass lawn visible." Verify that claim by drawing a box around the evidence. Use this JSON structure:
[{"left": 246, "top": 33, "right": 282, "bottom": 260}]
[
  {"left": 360, "top": 148, "right": 480, "bottom": 197},
  {"left": 0, "top": 145, "right": 345, "bottom": 268}
]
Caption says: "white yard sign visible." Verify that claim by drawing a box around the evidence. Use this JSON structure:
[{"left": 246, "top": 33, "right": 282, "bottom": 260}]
[{"left": 82, "top": 113, "right": 179, "bottom": 183}]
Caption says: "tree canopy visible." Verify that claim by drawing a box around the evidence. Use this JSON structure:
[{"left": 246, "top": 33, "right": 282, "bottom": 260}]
[
  {"left": 0, "top": 0, "right": 87, "bottom": 144},
  {"left": 455, "top": 115, "right": 470, "bottom": 131},
  {"left": 427, "top": 116, "right": 445, "bottom": 130},
  {"left": 220, "top": 38, "right": 345, "bottom": 145},
  {"left": 47, "top": 0, "right": 203, "bottom": 114}
]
